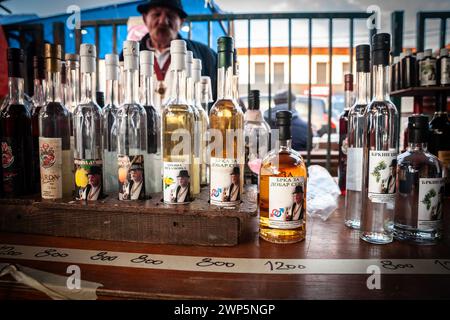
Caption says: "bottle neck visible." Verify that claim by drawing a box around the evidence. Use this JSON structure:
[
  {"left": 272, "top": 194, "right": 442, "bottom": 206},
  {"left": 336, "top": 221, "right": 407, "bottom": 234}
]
[
  {"left": 408, "top": 142, "right": 427, "bottom": 151},
  {"left": 124, "top": 69, "right": 139, "bottom": 104},
  {"left": 81, "top": 71, "right": 96, "bottom": 103},
  {"left": 105, "top": 79, "right": 119, "bottom": 106},
  {"left": 8, "top": 77, "right": 25, "bottom": 105},
  {"left": 169, "top": 69, "right": 187, "bottom": 104},
  {"left": 372, "top": 64, "right": 390, "bottom": 101},
  {"left": 280, "top": 139, "right": 292, "bottom": 149},
  {"left": 33, "top": 78, "right": 45, "bottom": 106},
  {"left": 186, "top": 76, "right": 195, "bottom": 105},
  {"left": 45, "top": 71, "right": 62, "bottom": 103},
  {"left": 355, "top": 71, "right": 370, "bottom": 104},
  {"left": 140, "top": 74, "right": 154, "bottom": 106},
  {"left": 217, "top": 66, "right": 234, "bottom": 100},
  {"left": 67, "top": 66, "right": 80, "bottom": 111},
  {"left": 232, "top": 75, "right": 239, "bottom": 102}
]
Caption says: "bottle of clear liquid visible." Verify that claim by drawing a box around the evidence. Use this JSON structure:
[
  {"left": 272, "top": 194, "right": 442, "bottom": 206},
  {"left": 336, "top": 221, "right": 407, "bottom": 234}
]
[
  {"left": 244, "top": 89, "right": 271, "bottom": 185},
  {"left": 395, "top": 115, "right": 444, "bottom": 244},
  {"left": 102, "top": 53, "right": 120, "bottom": 195},
  {"left": 140, "top": 50, "right": 162, "bottom": 195},
  {"left": 259, "top": 110, "right": 307, "bottom": 243},
  {"left": 360, "top": 33, "right": 399, "bottom": 244},
  {"left": 73, "top": 44, "right": 103, "bottom": 201},
  {"left": 117, "top": 41, "right": 147, "bottom": 201},
  {"left": 344, "top": 44, "right": 370, "bottom": 229},
  {"left": 192, "top": 58, "right": 210, "bottom": 187},
  {"left": 209, "top": 36, "right": 244, "bottom": 207},
  {"left": 38, "top": 44, "right": 72, "bottom": 200},
  {"left": 161, "top": 40, "right": 195, "bottom": 204}
]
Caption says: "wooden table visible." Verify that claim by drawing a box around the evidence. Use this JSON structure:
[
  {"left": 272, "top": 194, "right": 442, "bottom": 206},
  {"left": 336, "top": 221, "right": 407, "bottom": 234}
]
[{"left": 0, "top": 197, "right": 449, "bottom": 300}]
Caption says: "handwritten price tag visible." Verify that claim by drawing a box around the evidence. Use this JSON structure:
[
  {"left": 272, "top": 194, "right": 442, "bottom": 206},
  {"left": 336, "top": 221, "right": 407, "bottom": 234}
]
[
  {"left": 34, "top": 248, "right": 68, "bottom": 258},
  {"left": 264, "top": 260, "right": 306, "bottom": 272},
  {"left": 196, "top": 257, "right": 235, "bottom": 268}
]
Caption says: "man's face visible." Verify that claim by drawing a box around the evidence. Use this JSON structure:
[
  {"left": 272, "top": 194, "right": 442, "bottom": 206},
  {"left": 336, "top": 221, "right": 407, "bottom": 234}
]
[
  {"left": 131, "top": 169, "right": 143, "bottom": 182},
  {"left": 293, "top": 192, "right": 303, "bottom": 204},
  {"left": 88, "top": 174, "right": 101, "bottom": 187},
  {"left": 179, "top": 176, "right": 189, "bottom": 187},
  {"left": 143, "top": 7, "right": 183, "bottom": 47},
  {"left": 231, "top": 174, "right": 239, "bottom": 185}
]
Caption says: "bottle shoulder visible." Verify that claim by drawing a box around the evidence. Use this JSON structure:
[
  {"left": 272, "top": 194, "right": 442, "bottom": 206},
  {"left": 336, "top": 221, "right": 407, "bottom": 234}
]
[
  {"left": 366, "top": 100, "right": 398, "bottom": 115},
  {"left": 40, "top": 102, "right": 70, "bottom": 118},
  {"left": 397, "top": 149, "right": 443, "bottom": 170},
  {"left": 262, "top": 148, "right": 306, "bottom": 171},
  {"left": 74, "top": 101, "right": 103, "bottom": 116},
  {"left": 210, "top": 99, "right": 244, "bottom": 116}
]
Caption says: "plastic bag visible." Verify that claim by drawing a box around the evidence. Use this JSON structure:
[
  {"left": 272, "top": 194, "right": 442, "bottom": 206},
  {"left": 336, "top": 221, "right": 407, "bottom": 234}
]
[{"left": 307, "top": 165, "right": 340, "bottom": 221}]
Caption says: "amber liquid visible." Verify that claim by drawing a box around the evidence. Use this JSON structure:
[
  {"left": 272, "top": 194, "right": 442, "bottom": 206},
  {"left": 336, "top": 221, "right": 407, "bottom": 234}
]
[{"left": 259, "top": 150, "right": 307, "bottom": 243}]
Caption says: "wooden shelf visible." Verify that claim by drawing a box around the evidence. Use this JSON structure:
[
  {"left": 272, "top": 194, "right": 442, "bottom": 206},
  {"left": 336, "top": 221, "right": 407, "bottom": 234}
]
[{"left": 390, "top": 86, "right": 450, "bottom": 97}]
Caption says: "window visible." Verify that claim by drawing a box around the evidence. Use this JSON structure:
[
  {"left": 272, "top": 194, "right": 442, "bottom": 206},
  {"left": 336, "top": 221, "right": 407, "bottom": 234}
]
[
  {"left": 316, "top": 62, "right": 327, "bottom": 84},
  {"left": 255, "top": 62, "right": 265, "bottom": 84},
  {"left": 342, "top": 62, "right": 350, "bottom": 77},
  {"left": 274, "top": 62, "right": 284, "bottom": 84}
]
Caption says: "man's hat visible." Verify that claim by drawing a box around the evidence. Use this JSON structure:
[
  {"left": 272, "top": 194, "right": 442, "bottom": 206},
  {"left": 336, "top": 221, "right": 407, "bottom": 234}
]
[
  {"left": 389, "top": 159, "right": 397, "bottom": 168},
  {"left": 177, "top": 170, "right": 190, "bottom": 178},
  {"left": 292, "top": 185, "right": 304, "bottom": 194},
  {"left": 137, "top": 0, "right": 188, "bottom": 18},
  {"left": 130, "top": 164, "right": 143, "bottom": 171},
  {"left": 230, "top": 167, "right": 240, "bottom": 176},
  {"left": 87, "top": 166, "right": 102, "bottom": 176}
]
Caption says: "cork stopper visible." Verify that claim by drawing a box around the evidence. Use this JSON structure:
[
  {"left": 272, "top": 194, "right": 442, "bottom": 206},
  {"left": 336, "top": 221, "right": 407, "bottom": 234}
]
[
  {"left": 170, "top": 39, "right": 186, "bottom": 71},
  {"left": 140, "top": 50, "right": 154, "bottom": 77},
  {"left": 105, "top": 53, "right": 119, "bottom": 81},
  {"left": 80, "top": 43, "right": 96, "bottom": 73},
  {"left": 123, "top": 40, "right": 139, "bottom": 71}
]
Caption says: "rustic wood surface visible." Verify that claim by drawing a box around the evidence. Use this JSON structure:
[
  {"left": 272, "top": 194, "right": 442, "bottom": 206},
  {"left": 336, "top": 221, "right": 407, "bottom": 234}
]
[{"left": 0, "top": 196, "right": 449, "bottom": 300}]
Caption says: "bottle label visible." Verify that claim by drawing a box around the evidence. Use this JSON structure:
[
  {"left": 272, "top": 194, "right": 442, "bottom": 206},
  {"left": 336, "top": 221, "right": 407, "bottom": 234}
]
[
  {"left": 368, "top": 151, "right": 397, "bottom": 203},
  {"left": 74, "top": 158, "right": 103, "bottom": 201},
  {"left": 210, "top": 157, "right": 242, "bottom": 206},
  {"left": 268, "top": 177, "right": 305, "bottom": 229},
  {"left": 118, "top": 155, "right": 145, "bottom": 201},
  {"left": 346, "top": 147, "right": 363, "bottom": 191},
  {"left": 441, "top": 58, "right": 450, "bottom": 85},
  {"left": 1, "top": 140, "right": 18, "bottom": 194},
  {"left": 420, "top": 60, "right": 437, "bottom": 86},
  {"left": 417, "top": 178, "right": 444, "bottom": 231},
  {"left": 39, "top": 137, "right": 62, "bottom": 199},
  {"left": 163, "top": 161, "right": 191, "bottom": 204}
]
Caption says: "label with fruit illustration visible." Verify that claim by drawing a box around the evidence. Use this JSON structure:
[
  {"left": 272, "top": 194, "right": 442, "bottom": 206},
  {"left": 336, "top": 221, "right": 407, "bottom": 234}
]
[
  {"left": 74, "top": 158, "right": 103, "bottom": 201},
  {"left": 368, "top": 150, "right": 397, "bottom": 204},
  {"left": 118, "top": 154, "right": 145, "bottom": 201},
  {"left": 418, "top": 178, "right": 444, "bottom": 231},
  {"left": 39, "top": 137, "right": 62, "bottom": 199},
  {"left": 163, "top": 161, "right": 191, "bottom": 204}
]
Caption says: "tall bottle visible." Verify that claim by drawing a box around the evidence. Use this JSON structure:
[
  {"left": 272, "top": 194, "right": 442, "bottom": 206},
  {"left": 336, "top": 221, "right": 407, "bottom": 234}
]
[
  {"left": 344, "top": 45, "right": 371, "bottom": 229},
  {"left": 338, "top": 73, "right": 353, "bottom": 195},
  {"left": 198, "top": 75, "right": 214, "bottom": 186},
  {"left": 1, "top": 48, "right": 33, "bottom": 197},
  {"left": 401, "top": 49, "right": 416, "bottom": 89},
  {"left": 259, "top": 111, "right": 307, "bottom": 243},
  {"left": 161, "top": 40, "right": 194, "bottom": 204},
  {"left": 73, "top": 44, "right": 103, "bottom": 201},
  {"left": 65, "top": 53, "right": 80, "bottom": 162},
  {"left": 209, "top": 36, "right": 244, "bottom": 207},
  {"left": 117, "top": 41, "right": 147, "bottom": 201},
  {"left": 140, "top": 50, "right": 162, "bottom": 195},
  {"left": 31, "top": 55, "right": 46, "bottom": 194},
  {"left": 395, "top": 115, "right": 444, "bottom": 244},
  {"left": 244, "top": 89, "right": 271, "bottom": 185},
  {"left": 102, "top": 54, "right": 120, "bottom": 195},
  {"left": 360, "top": 33, "right": 399, "bottom": 244},
  {"left": 438, "top": 48, "right": 450, "bottom": 86},
  {"left": 38, "top": 44, "right": 72, "bottom": 199}
]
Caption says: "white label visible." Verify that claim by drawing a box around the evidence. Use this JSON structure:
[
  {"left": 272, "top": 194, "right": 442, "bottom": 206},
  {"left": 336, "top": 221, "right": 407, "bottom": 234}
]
[
  {"left": 268, "top": 177, "right": 305, "bottom": 229},
  {"left": 117, "top": 155, "right": 145, "bottom": 201},
  {"left": 163, "top": 162, "right": 191, "bottom": 204},
  {"left": 418, "top": 178, "right": 444, "bottom": 231},
  {"left": 210, "top": 157, "right": 242, "bottom": 206},
  {"left": 39, "top": 137, "right": 62, "bottom": 199},
  {"left": 420, "top": 60, "right": 437, "bottom": 86},
  {"left": 346, "top": 147, "right": 363, "bottom": 191},
  {"left": 368, "top": 150, "right": 397, "bottom": 204},
  {"left": 441, "top": 58, "right": 450, "bottom": 85}
]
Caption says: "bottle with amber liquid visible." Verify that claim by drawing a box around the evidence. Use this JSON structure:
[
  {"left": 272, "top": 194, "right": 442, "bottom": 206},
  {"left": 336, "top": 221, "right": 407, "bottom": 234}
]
[{"left": 259, "top": 111, "right": 307, "bottom": 243}]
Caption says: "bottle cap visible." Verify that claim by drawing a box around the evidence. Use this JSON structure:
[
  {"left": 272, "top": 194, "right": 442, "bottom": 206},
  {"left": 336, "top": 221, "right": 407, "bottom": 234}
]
[
  {"left": 218, "top": 36, "right": 234, "bottom": 69},
  {"left": 248, "top": 90, "right": 260, "bottom": 110},
  {"left": 355, "top": 44, "right": 370, "bottom": 72},
  {"left": 123, "top": 40, "right": 139, "bottom": 70},
  {"left": 80, "top": 43, "right": 96, "bottom": 73},
  {"left": 424, "top": 49, "right": 432, "bottom": 57},
  {"left": 44, "top": 43, "right": 62, "bottom": 73},
  {"left": 7, "top": 48, "right": 25, "bottom": 78},
  {"left": 105, "top": 53, "right": 120, "bottom": 81},
  {"left": 65, "top": 53, "right": 79, "bottom": 70},
  {"left": 33, "top": 56, "right": 45, "bottom": 80},
  {"left": 371, "top": 33, "right": 391, "bottom": 65},
  {"left": 408, "top": 114, "right": 429, "bottom": 143},
  {"left": 198, "top": 76, "right": 213, "bottom": 103},
  {"left": 276, "top": 110, "right": 292, "bottom": 141},
  {"left": 185, "top": 50, "right": 193, "bottom": 78},
  {"left": 170, "top": 39, "right": 186, "bottom": 71},
  {"left": 393, "top": 56, "right": 400, "bottom": 64},
  {"left": 65, "top": 53, "right": 79, "bottom": 62},
  {"left": 170, "top": 39, "right": 186, "bottom": 54},
  {"left": 96, "top": 91, "right": 105, "bottom": 108},
  {"left": 192, "top": 58, "right": 202, "bottom": 83},
  {"left": 344, "top": 74, "right": 353, "bottom": 91},
  {"left": 61, "top": 60, "right": 67, "bottom": 84},
  {"left": 139, "top": 50, "right": 154, "bottom": 77},
  {"left": 417, "top": 52, "right": 424, "bottom": 60},
  {"left": 440, "top": 48, "right": 449, "bottom": 57}
]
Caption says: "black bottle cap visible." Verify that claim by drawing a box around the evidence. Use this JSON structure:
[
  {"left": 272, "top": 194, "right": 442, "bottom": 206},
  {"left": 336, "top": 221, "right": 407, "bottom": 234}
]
[
  {"left": 356, "top": 44, "right": 370, "bottom": 72},
  {"left": 33, "top": 56, "right": 45, "bottom": 80},
  {"left": 408, "top": 114, "right": 429, "bottom": 143},
  {"left": 96, "top": 91, "right": 105, "bottom": 108},
  {"left": 344, "top": 74, "right": 353, "bottom": 91},
  {"left": 217, "top": 36, "right": 234, "bottom": 69},
  {"left": 276, "top": 110, "right": 292, "bottom": 141},
  {"left": 7, "top": 48, "right": 25, "bottom": 78},
  {"left": 248, "top": 90, "right": 260, "bottom": 110},
  {"left": 372, "top": 33, "right": 391, "bottom": 66}
]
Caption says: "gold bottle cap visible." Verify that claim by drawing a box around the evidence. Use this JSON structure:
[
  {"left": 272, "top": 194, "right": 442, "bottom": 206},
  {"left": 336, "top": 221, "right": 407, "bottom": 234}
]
[{"left": 44, "top": 43, "right": 62, "bottom": 72}]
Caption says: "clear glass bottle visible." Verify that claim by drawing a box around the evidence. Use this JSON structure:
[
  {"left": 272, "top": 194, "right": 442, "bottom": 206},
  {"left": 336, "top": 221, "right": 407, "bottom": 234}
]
[
  {"left": 345, "top": 45, "right": 371, "bottom": 229},
  {"left": 338, "top": 73, "right": 353, "bottom": 195},
  {"left": 259, "top": 110, "right": 307, "bottom": 244},
  {"left": 209, "top": 36, "right": 244, "bottom": 207},
  {"left": 0, "top": 48, "right": 33, "bottom": 197},
  {"left": 102, "top": 53, "right": 120, "bottom": 195},
  {"left": 161, "top": 40, "right": 195, "bottom": 204},
  {"left": 117, "top": 41, "right": 147, "bottom": 201},
  {"left": 360, "top": 33, "right": 399, "bottom": 244},
  {"left": 73, "top": 44, "right": 103, "bottom": 201},
  {"left": 65, "top": 53, "right": 80, "bottom": 166},
  {"left": 140, "top": 50, "right": 162, "bottom": 195},
  {"left": 191, "top": 58, "right": 210, "bottom": 187},
  {"left": 38, "top": 43, "right": 72, "bottom": 199},
  {"left": 244, "top": 89, "right": 271, "bottom": 185},
  {"left": 395, "top": 115, "right": 444, "bottom": 244}
]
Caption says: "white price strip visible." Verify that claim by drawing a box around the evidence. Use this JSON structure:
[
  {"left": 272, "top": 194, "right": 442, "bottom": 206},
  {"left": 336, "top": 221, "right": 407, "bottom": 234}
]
[{"left": 1, "top": 244, "right": 450, "bottom": 275}]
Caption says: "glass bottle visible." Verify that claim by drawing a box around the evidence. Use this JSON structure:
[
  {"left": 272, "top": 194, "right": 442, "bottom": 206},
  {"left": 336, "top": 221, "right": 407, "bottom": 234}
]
[
  {"left": 402, "top": 97, "right": 423, "bottom": 152},
  {"left": 437, "top": 48, "right": 449, "bottom": 86},
  {"left": 198, "top": 75, "right": 214, "bottom": 186},
  {"left": 390, "top": 56, "right": 399, "bottom": 93},
  {"left": 102, "top": 53, "right": 120, "bottom": 195},
  {"left": 401, "top": 49, "right": 417, "bottom": 89},
  {"left": 1, "top": 48, "right": 33, "bottom": 197},
  {"left": 39, "top": 43, "right": 72, "bottom": 199},
  {"left": 244, "top": 89, "right": 271, "bottom": 185},
  {"left": 338, "top": 73, "right": 353, "bottom": 195},
  {"left": 259, "top": 110, "right": 307, "bottom": 243},
  {"left": 73, "top": 44, "right": 103, "bottom": 201},
  {"left": 209, "top": 36, "right": 244, "bottom": 207},
  {"left": 395, "top": 115, "right": 444, "bottom": 244},
  {"left": 419, "top": 49, "right": 437, "bottom": 87},
  {"left": 345, "top": 45, "right": 371, "bottom": 229},
  {"left": 117, "top": 41, "right": 147, "bottom": 201},
  {"left": 140, "top": 50, "right": 162, "bottom": 195},
  {"left": 161, "top": 39, "right": 195, "bottom": 204},
  {"left": 65, "top": 53, "right": 80, "bottom": 164},
  {"left": 360, "top": 33, "right": 399, "bottom": 244}
]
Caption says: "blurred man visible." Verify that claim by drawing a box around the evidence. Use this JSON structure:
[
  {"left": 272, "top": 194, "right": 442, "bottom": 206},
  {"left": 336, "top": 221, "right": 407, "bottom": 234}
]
[
  {"left": 129, "top": 165, "right": 145, "bottom": 200},
  {"left": 286, "top": 185, "right": 304, "bottom": 221},
  {"left": 172, "top": 170, "right": 190, "bottom": 203},
  {"left": 223, "top": 167, "right": 240, "bottom": 202},
  {"left": 81, "top": 166, "right": 102, "bottom": 201}
]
